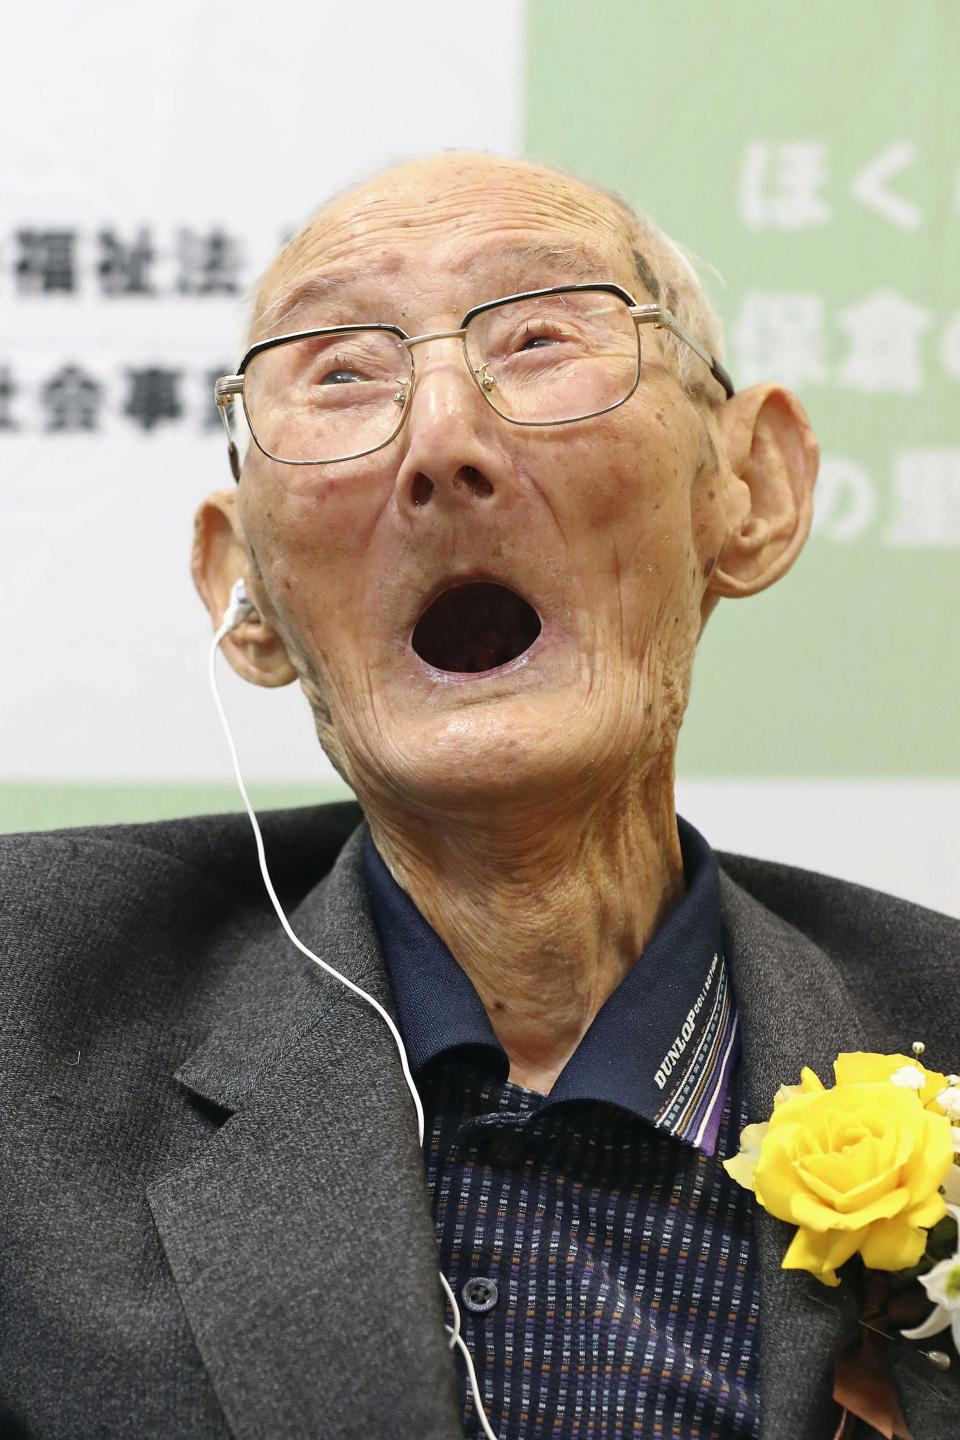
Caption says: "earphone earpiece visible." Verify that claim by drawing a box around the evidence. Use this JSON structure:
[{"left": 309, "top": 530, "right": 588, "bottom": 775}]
[{"left": 221, "top": 578, "right": 257, "bottom": 634}]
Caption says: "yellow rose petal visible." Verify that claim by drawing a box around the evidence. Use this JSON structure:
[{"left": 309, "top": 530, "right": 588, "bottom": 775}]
[
  {"left": 754, "top": 1140, "right": 806, "bottom": 1224},
  {"left": 772, "top": 1082, "right": 805, "bottom": 1109},
  {"left": 905, "top": 1189, "right": 947, "bottom": 1232},
  {"left": 799, "top": 1141, "right": 899, "bottom": 1213},
  {"left": 738, "top": 1121, "right": 772, "bottom": 1151},
  {"left": 858, "top": 1216, "right": 929, "bottom": 1272},
  {"left": 902, "top": 1111, "right": 954, "bottom": 1205},
  {"left": 834, "top": 1052, "right": 949, "bottom": 1109},
  {"left": 788, "top": 1188, "right": 846, "bottom": 1233},
  {"left": 791, "top": 1184, "right": 907, "bottom": 1234},
  {"left": 812, "top": 1159, "right": 899, "bottom": 1215},
  {"left": 781, "top": 1227, "right": 841, "bottom": 1285},
  {"left": 722, "top": 1122, "right": 770, "bottom": 1193},
  {"left": 834, "top": 1052, "right": 913, "bottom": 1086},
  {"left": 782, "top": 1223, "right": 867, "bottom": 1286},
  {"left": 766, "top": 1091, "right": 820, "bottom": 1136},
  {"left": 917, "top": 1071, "right": 948, "bottom": 1109}
]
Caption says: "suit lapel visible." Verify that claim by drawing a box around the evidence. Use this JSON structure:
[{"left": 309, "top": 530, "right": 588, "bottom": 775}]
[
  {"left": 147, "top": 826, "right": 463, "bottom": 1440},
  {"left": 719, "top": 868, "right": 960, "bottom": 1440},
  {"left": 720, "top": 867, "right": 864, "bottom": 1439}
]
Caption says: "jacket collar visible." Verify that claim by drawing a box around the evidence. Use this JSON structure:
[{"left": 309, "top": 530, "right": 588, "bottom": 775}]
[
  {"left": 172, "top": 824, "right": 392, "bottom": 1114},
  {"left": 154, "top": 821, "right": 952, "bottom": 1440}
]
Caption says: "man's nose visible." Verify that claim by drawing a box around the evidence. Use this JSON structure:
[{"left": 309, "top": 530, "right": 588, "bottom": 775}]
[{"left": 393, "top": 341, "right": 497, "bottom": 510}]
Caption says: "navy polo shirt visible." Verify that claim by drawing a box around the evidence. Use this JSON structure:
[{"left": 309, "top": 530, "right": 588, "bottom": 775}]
[{"left": 363, "top": 818, "right": 760, "bottom": 1439}]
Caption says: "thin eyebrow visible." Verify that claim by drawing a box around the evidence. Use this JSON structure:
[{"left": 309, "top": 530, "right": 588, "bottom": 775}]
[
  {"left": 465, "top": 240, "right": 620, "bottom": 288},
  {"left": 253, "top": 273, "right": 362, "bottom": 341},
  {"left": 254, "top": 241, "right": 623, "bottom": 343}
]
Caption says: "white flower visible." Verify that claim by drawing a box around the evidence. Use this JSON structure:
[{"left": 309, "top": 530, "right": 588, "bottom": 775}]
[
  {"left": 902, "top": 1204, "right": 960, "bottom": 1350},
  {"left": 937, "top": 1087, "right": 960, "bottom": 1121},
  {"left": 944, "top": 1162, "right": 960, "bottom": 1206},
  {"left": 890, "top": 1064, "right": 926, "bottom": 1090}
]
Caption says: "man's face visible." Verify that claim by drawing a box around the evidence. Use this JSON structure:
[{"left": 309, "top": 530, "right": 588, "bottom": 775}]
[{"left": 236, "top": 157, "right": 733, "bottom": 814}]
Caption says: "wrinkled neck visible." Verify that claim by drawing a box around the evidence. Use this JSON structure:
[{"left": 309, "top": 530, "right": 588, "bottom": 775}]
[{"left": 365, "top": 761, "right": 685, "bottom": 1093}]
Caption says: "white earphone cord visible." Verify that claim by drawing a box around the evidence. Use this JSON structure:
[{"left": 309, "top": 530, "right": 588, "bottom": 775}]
[{"left": 210, "top": 613, "right": 500, "bottom": 1440}]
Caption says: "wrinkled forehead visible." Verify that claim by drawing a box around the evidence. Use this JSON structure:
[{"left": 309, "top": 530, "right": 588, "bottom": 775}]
[{"left": 251, "top": 157, "right": 642, "bottom": 340}]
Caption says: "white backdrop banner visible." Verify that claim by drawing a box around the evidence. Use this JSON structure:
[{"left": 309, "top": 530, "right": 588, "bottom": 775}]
[{"left": 2, "top": 0, "right": 524, "bottom": 784}]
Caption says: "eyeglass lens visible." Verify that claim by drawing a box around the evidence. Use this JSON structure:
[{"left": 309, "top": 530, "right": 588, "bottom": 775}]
[{"left": 241, "top": 289, "right": 642, "bottom": 464}]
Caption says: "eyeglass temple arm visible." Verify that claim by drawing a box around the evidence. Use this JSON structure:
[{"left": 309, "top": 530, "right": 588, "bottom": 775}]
[
  {"left": 215, "top": 377, "right": 245, "bottom": 480},
  {"left": 631, "top": 305, "right": 735, "bottom": 399}
]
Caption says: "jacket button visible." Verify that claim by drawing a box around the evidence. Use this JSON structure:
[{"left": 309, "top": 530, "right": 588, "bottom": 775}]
[{"left": 462, "top": 1276, "right": 499, "bottom": 1314}]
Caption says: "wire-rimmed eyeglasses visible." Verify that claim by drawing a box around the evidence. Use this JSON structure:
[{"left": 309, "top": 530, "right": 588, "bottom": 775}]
[{"left": 214, "top": 282, "right": 735, "bottom": 478}]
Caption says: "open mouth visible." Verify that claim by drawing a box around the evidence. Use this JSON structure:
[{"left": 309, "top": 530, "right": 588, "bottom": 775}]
[{"left": 411, "top": 582, "right": 542, "bottom": 674}]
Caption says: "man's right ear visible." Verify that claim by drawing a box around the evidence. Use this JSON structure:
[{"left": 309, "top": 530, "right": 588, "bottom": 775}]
[{"left": 191, "top": 489, "right": 297, "bottom": 688}]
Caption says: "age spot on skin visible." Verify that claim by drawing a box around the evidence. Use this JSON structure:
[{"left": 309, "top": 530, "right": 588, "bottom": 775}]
[{"left": 631, "top": 247, "right": 661, "bottom": 302}]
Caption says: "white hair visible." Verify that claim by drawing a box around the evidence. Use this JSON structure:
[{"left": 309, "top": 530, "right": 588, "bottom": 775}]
[{"left": 595, "top": 183, "right": 727, "bottom": 397}]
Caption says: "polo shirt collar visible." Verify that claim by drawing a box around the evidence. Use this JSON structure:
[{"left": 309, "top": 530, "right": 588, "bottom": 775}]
[{"left": 361, "top": 817, "right": 738, "bottom": 1156}]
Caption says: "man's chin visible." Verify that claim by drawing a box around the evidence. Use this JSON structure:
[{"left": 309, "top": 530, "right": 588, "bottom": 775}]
[{"left": 343, "top": 698, "right": 591, "bottom": 814}]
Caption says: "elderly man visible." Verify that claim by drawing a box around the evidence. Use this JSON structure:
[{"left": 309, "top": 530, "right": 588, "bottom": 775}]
[{"left": 1, "top": 154, "right": 958, "bottom": 1440}]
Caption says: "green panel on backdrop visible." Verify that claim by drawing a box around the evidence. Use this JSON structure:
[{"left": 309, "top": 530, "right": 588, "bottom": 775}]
[
  {"left": 0, "top": 782, "right": 354, "bottom": 835},
  {"left": 526, "top": 1, "right": 960, "bottom": 775}
]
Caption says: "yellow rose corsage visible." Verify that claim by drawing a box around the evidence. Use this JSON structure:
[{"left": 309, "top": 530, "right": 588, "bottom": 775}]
[{"left": 724, "top": 1047, "right": 957, "bottom": 1287}]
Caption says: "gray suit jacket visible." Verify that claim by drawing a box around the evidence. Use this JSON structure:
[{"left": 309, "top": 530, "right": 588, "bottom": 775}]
[{"left": 1, "top": 802, "right": 958, "bottom": 1439}]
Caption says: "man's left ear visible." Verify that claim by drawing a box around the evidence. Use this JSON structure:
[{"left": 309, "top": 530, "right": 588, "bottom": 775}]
[
  {"left": 709, "top": 384, "right": 818, "bottom": 597},
  {"left": 191, "top": 489, "right": 297, "bottom": 687}
]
